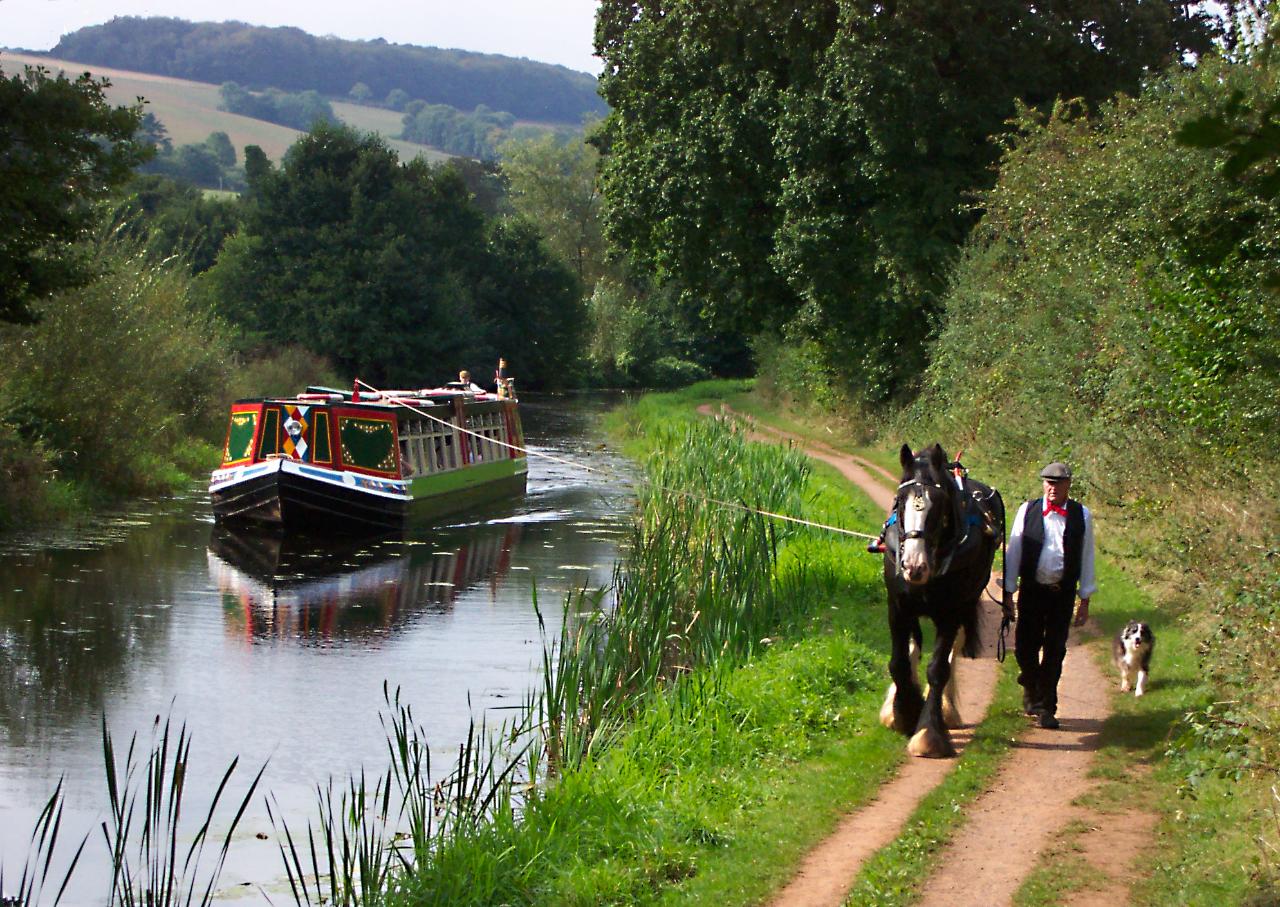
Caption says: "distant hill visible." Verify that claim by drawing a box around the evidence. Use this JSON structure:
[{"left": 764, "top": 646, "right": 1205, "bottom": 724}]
[
  {"left": 49, "top": 17, "right": 606, "bottom": 125},
  {"left": 0, "top": 51, "right": 449, "bottom": 164}
]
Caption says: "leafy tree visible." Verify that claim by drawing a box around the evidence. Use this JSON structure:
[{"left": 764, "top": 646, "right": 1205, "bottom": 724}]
[
  {"left": 205, "top": 131, "right": 236, "bottom": 168},
  {"left": 501, "top": 133, "right": 606, "bottom": 285},
  {"left": 594, "top": 0, "right": 1219, "bottom": 401},
  {"left": 115, "top": 174, "right": 241, "bottom": 273},
  {"left": 138, "top": 132, "right": 242, "bottom": 190},
  {"left": 243, "top": 144, "right": 271, "bottom": 189},
  {"left": 475, "top": 219, "right": 585, "bottom": 388},
  {"left": 52, "top": 17, "right": 607, "bottom": 123},
  {"left": 349, "top": 81, "right": 372, "bottom": 103},
  {"left": 401, "top": 103, "right": 519, "bottom": 159},
  {"left": 202, "top": 123, "right": 583, "bottom": 387},
  {"left": 0, "top": 64, "right": 149, "bottom": 322},
  {"left": 137, "top": 111, "right": 171, "bottom": 152},
  {"left": 441, "top": 158, "right": 509, "bottom": 217},
  {"left": 385, "top": 88, "right": 410, "bottom": 111},
  {"left": 218, "top": 81, "right": 336, "bottom": 130}
]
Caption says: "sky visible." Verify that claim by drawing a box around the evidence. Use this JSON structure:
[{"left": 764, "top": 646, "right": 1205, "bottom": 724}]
[{"left": 0, "top": 0, "right": 603, "bottom": 74}]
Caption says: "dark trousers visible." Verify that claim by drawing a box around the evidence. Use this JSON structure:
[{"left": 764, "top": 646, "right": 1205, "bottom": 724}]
[{"left": 1015, "top": 581, "right": 1075, "bottom": 715}]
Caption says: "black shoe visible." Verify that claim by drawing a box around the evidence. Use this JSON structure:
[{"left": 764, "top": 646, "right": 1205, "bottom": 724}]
[
  {"left": 1038, "top": 712, "right": 1060, "bottom": 730},
  {"left": 1022, "top": 692, "right": 1041, "bottom": 716}
]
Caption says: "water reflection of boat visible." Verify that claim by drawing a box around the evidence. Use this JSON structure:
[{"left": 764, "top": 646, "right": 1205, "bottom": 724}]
[{"left": 208, "top": 525, "right": 520, "bottom": 643}]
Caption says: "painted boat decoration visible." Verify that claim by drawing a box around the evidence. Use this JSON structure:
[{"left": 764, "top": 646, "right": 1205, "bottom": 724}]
[{"left": 209, "top": 383, "right": 527, "bottom": 531}]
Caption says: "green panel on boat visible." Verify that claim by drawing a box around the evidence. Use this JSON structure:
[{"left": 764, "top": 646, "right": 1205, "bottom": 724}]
[
  {"left": 312, "top": 411, "right": 332, "bottom": 463},
  {"left": 339, "top": 417, "right": 396, "bottom": 472},
  {"left": 409, "top": 457, "right": 522, "bottom": 499},
  {"left": 261, "top": 408, "right": 281, "bottom": 456},
  {"left": 225, "top": 412, "right": 257, "bottom": 462}
]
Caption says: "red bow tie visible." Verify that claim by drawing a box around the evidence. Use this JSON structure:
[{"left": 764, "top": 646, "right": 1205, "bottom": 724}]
[{"left": 1044, "top": 502, "right": 1068, "bottom": 518}]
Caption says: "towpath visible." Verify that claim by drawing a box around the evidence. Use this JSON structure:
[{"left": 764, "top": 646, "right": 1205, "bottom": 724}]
[{"left": 697, "top": 403, "right": 1156, "bottom": 907}]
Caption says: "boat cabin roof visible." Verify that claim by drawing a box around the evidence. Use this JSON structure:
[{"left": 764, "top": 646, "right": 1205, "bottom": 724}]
[{"left": 233, "top": 385, "right": 501, "bottom": 409}]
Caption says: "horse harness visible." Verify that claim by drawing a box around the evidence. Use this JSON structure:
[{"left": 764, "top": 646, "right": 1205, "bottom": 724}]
[{"left": 892, "top": 477, "right": 967, "bottom": 580}]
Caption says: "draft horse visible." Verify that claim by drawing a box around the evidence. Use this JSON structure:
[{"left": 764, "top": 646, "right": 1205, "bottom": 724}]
[{"left": 880, "top": 443, "right": 1004, "bottom": 757}]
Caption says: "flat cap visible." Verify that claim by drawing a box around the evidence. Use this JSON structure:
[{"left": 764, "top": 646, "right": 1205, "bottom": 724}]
[{"left": 1039, "top": 461, "right": 1073, "bottom": 480}]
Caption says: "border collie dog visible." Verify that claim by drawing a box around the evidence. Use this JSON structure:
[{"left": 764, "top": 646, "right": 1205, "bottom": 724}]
[{"left": 1112, "top": 621, "right": 1155, "bottom": 697}]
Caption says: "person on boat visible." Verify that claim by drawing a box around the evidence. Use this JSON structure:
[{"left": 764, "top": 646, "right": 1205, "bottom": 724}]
[
  {"left": 494, "top": 358, "right": 514, "bottom": 399},
  {"left": 866, "top": 451, "right": 970, "bottom": 554},
  {"left": 457, "top": 370, "right": 485, "bottom": 394},
  {"left": 1003, "top": 461, "right": 1097, "bottom": 730}
]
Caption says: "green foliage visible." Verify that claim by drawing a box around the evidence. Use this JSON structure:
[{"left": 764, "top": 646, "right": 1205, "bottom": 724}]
[
  {"left": 585, "top": 278, "right": 731, "bottom": 388},
  {"left": 202, "top": 122, "right": 583, "bottom": 388},
  {"left": 400, "top": 102, "right": 517, "bottom": 160},
  {"left": 384, "top": 88, "right": 410, "bottom": 112},
  {"left": 218, "top": 81, "right": 337, "bottom": 131},
  {"left": 478, "top": 219, "right": 585, "bottom": 388},
  {"left": 594, "top": 0, "right": 1218, "bottom": 401},
  {"left": 501, "top": 133, "right": 605, "bottom": 284},
  {"left": 226, "top": 345, "right": 344, "bottom": 401},
  {"left": 138, "top": 131, "right": 245, "bottom": 192},
  {"left": 0, "top": 63, "right": 150, "bottom": 323},
  {"left": 115, "top": 175, "right": 241, "bottom": 273},
  {"left": 904, "top": 59, "right": 1280, "bottom": 478},
  {"left": 52, "top": 16, "right": 606, "bottom": 124},
  {"left": 349, "top": 81, "right": 373, "bottom": 104},
  {"left": 0, "top": 234, "right": 232, "bottom": 497}
]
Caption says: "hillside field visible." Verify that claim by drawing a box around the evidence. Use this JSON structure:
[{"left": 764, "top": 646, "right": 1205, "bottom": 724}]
[{"left": 1, "top": 51, "right": 450, "bottom": 163}]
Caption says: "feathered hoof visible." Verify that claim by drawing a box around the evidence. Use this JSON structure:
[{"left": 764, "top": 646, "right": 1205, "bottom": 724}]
[
  {"left": 880, "top": 684, "right": 897, "bottom": 729},
  {"left": 941, "top": 701, "right": 964, "bottom": 729},
  {"left": 907, "top": 726, "right": 955, "bottom": 759}
]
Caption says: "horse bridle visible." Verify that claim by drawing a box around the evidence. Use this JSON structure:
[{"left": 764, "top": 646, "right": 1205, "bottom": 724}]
[{"left": 894, "top": 477, "right": 965, "bottom": 579}]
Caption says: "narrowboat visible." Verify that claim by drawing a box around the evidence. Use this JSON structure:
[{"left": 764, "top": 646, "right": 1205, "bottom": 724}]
[{"left": 209, "top": 383, "right": 527, "bottom": 531}]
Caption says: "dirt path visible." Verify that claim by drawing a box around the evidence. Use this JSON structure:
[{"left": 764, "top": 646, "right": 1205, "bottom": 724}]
[
  {"left": 700, "top": 404, "right": 1155, "bottom": 907},
  {"left": 914, "top": 631, "right": 1111, "bottom": 907}
]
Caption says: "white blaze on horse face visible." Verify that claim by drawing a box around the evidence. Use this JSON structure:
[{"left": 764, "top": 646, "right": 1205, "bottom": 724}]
[{"left": 901, "top": 488, "right": 931, "bottom": 583}]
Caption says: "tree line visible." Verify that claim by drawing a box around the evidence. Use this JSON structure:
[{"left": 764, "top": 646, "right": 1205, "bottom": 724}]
[{"left": 50, "top": 16, "right": 606, "bottom": 124}]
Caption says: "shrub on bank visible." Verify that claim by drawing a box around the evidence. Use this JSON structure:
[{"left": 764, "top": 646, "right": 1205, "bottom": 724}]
[
  {"left": 0, "top": 235, "right": 347, "bottom": 530},
  {"left": 0, "top": 238, "right": 231, "bottom": 514}
]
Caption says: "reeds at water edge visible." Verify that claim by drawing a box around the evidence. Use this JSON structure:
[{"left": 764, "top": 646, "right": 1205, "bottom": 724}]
[{"left": 2, "top": 714, "right": 263, "bottom": 907}]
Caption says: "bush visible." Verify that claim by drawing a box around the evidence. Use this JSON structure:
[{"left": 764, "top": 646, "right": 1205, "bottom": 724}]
[{"left": 0, "top": 235, "right": 232, "bottom": 499}]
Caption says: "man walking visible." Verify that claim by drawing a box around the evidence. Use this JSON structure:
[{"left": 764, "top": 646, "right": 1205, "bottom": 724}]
[{"left": 1002, "top": 462, "right": 1096, "bottom": 729}]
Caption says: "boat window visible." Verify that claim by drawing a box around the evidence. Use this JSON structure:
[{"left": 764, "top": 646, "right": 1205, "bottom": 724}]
[
  {"left": 260, "top": 407, "right": 281, "bottom": 457},
  {"left": 222, "top": 411, "right": 258, "bottom": 465},
  {"left": 312, "top": 411, "right": 332, "bottom": 464},
  {"left": 337, "top": 417, "right": 398, "bottom": 474}
]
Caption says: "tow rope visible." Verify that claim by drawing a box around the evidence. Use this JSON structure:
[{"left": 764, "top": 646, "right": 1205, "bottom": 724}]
[{"left": 355, "top": 379, "right": 882, "bottom": 542}]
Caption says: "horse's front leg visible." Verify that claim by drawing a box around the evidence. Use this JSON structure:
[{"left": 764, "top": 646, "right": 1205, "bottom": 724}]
[
  {"left": 887, "top": 609, "right": 924, "bottom": 736},
  {"left": 880, "top": 630, "right": 920, "bottom": 729},
  {"left": 909, "top": 624, "right": 958, "bottom": 758}
]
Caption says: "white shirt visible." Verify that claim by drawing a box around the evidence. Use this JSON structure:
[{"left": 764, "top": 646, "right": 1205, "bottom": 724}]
[{"left": 1004, "top": 500, "right": 1096, "bottom": 599}]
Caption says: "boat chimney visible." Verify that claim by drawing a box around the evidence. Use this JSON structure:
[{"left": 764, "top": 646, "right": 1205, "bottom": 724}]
[{"left": 352, "top": 378, "right": 361, "bottom": 403}]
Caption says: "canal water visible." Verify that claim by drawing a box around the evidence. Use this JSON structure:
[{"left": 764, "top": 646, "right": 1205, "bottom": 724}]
[{"left": 0, "top": 394, "right": 634, "bottom": 903}]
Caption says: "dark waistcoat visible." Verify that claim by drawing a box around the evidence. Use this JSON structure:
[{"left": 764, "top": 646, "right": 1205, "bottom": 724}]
[{"left": 1019, "top": 498, "right": 1085, "bottom": 592}]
